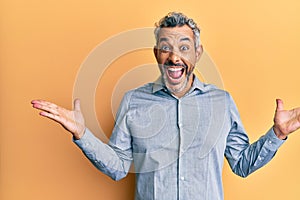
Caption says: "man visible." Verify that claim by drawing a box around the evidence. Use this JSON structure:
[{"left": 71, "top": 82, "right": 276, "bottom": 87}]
[{"left": 31, "top": 12, "right": 300, "bottom": 199}]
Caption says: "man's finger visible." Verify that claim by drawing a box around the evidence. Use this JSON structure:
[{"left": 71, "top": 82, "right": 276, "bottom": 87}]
[
  {"left": 31, "top": 100, "right": 59, "bottom": 109},
  {"left": 40, "top": 111, "right": 61, "bottom": 123},
  {"left": 276, "top": 99, "right": 284, "bottom": 111},
  {"left": 32, "top": 102, "right": 60, "bottom": 115}
]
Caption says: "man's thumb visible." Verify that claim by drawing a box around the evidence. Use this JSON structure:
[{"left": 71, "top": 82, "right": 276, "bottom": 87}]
[
  {"left": 276, "top": 99, "right": 284, "bottom": 111},
  {"left": 74, "top": 98, "right": 81, "bottom": 111}
]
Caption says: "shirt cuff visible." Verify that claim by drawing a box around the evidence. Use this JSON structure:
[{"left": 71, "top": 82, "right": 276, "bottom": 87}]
[
  {"left": 264, "top": 127, "right": 286, "bottom": 151},
  {"left": 73, "top": 128, "right": 99, "bottom": 150}
]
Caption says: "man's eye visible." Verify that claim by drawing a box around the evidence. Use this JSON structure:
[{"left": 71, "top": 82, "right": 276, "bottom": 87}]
[
  {"left": 161, "top": 46, "right": 171, "bottom": 51},
  {"left": 180, "top": 46, "right": 189, "bottom": 51}
]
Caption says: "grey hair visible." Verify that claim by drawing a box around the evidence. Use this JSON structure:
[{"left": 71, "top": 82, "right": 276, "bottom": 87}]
[{"left": 154, "top": 12, "right": 201, "bottom": 49}]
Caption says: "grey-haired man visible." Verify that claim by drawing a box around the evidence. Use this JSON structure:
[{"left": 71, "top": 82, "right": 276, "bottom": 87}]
[{"left": 32, "top": 12, "right": 300, "bottom": 199}]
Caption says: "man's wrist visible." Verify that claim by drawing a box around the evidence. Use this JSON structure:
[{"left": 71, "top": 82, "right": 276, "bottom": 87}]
[
  {"left": 74, "top": 127, "right": 86, "bottom": 140},
  {"left": 273, "top": 126, "right": 287, "bottom": 140}
]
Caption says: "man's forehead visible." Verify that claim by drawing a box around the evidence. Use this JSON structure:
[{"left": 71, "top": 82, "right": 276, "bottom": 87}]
[{"left": 158, "top": 25, "right": 194, "bottom": 42}]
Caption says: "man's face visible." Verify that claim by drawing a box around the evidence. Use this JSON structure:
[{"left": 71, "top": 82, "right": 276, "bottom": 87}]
[{"left": 154, "top": 25, "right": 203, "bottom": 96}]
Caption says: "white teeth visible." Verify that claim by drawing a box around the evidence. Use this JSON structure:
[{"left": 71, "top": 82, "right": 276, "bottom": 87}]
[{"left": 168, "top": 67, "right": 183, "bottom": 72}]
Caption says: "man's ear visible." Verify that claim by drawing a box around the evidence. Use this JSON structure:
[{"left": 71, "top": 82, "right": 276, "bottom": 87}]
[
  {"left": 196, "top": 44, "right": 203, "bottom": 62},
  {"left": 153, "top": 46, "right": 158, "bottom": 61}
]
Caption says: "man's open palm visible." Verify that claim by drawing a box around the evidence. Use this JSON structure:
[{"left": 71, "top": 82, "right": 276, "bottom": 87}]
[{"left": 31, "top": 99, "right": 86, "bottom": 139}]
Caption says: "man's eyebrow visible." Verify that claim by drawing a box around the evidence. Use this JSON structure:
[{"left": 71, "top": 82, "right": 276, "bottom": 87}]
[
  {"left": 159, "top": 37, "right": 168, "bottom": 43},
  {"left": 180, "top": 37, "right": 191, "bottom": 42},
  {"left": 158, "top": 37, "right": 191, "bottom": 43}
]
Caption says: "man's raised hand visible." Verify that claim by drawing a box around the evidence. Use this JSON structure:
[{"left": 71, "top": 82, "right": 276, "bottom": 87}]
[
  {"left": 273, "top": 99, "right": 300, "bottom": 140},
  {"left": 31, "top": 99, "right": 86, "bottom": 139}
]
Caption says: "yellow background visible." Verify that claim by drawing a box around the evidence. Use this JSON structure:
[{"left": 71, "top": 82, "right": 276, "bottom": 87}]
[{"left": 1, "top": 0, "right": 300, "bottom": 199}]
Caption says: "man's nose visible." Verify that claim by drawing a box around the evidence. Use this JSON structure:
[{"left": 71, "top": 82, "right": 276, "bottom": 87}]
[{"left": 169, "top": 51, "right": 181, "bottom": 64}]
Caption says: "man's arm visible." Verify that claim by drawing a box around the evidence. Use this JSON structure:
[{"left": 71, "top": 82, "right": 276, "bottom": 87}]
[
  {"left": 73, "top": 128, "right": 132, "bottom": 181},
  {"left": 31, "top": 97, "right": 133, "bottom": 181},
  {"left": 225, "top": 126, "right": 284, "bottom": 178},
  {"left": 73, "top": 92, "right": 134, "bottom": 180},
  {"left": 224, "top": 96, "right": 296, "bottom": 177}
]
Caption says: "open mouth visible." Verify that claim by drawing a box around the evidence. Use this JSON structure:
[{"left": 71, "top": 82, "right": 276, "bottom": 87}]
[{"left": 166, "top": 66, "right": 185, "bottom": 80}]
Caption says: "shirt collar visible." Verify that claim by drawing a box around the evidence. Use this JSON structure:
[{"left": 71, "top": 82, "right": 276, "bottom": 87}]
[{"left": 152, "top": 74, "right": 205, "bottom": 94}]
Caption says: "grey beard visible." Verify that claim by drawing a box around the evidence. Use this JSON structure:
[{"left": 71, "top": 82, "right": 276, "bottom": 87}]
[{"left": 162, "top": 72, "right": 192, "bottom": 95}]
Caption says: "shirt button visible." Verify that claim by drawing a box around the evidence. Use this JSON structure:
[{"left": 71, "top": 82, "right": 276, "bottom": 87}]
[
  {"left": 268, "top": 140, "right": 272, "bottom": 144},
  {"left": 180, "top": 176, "right": 185, "bottom": 181}
]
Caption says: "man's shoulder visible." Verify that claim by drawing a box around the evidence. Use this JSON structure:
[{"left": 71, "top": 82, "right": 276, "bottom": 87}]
[
  {"left": 127, "top": 82, "right": 154, "bottom": 93},
  {"left": 197, "top": 81, "right": 229, "bottom": 96},
  {"left": 191, "top": 76, "right": 227, "bottom": 95},
  {"left": 122, "top": 82, "right": 155, "bottom": 99}
]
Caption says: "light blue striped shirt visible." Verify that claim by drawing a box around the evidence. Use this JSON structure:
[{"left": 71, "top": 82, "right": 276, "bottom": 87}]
[{"left": 74, "top": 76, "right": 285, "bottom": 200}]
